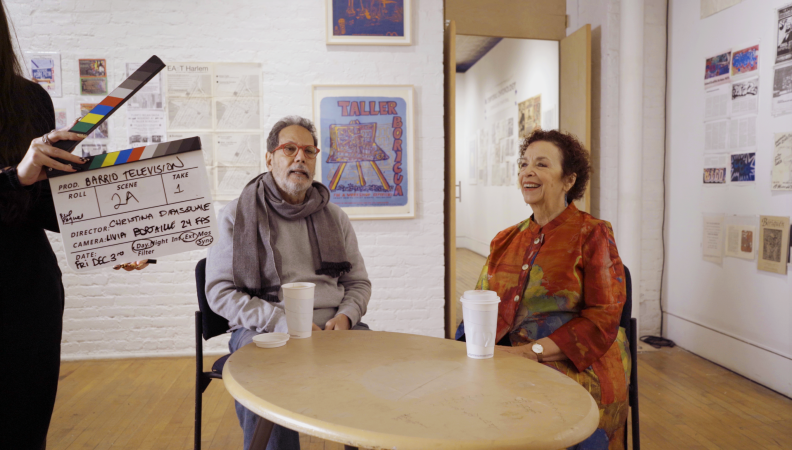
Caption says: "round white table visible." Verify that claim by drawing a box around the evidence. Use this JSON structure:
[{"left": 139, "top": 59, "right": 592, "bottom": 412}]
[{"left": 223, "top": 331, "right": 599, "bottom": 450}]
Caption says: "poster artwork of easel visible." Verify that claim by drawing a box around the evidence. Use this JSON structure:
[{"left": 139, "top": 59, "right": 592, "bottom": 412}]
[{"left": 48, "top": 56, "right": 218, "bottom": 272}]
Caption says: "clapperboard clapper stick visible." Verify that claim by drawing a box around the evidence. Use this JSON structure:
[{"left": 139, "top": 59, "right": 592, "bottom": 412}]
[
  {"left": 45, "top": 56, "right": 219, "bottom": 272},
  {"left": 50, "top": 55, "right": 166, "bottom": 159}
]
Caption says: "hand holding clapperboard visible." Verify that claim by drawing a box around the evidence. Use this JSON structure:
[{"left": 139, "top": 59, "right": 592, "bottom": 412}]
[{"left": 48, "top": 56, "right": 218, "bottom": 272}]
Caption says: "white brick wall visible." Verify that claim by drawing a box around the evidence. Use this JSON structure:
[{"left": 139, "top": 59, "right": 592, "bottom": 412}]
[
  {"left": 567, "top": 0, "right": 666, "bottom": 336},
  {"left": 7, "top": 0, "right": 445, "bottom": 359}
]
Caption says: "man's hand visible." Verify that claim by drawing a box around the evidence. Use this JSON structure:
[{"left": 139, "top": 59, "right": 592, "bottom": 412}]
[{"left": 323, "top": 314, "right": 351, "bottom": 331}]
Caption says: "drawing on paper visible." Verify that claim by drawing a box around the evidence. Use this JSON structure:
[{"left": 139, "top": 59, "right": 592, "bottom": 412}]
[
  {"left": 703, "top": 167, "right": 726, "bottom": 184},
  {"left": 331, "top": 0, "right": 404, "bottom": 37},
  {"left": 730, "top": 152, "right": 755, "bottom": 182},
  {"left": 741, "top": 230, "right": 753, "bottom": 253},
  {"left": 731, "top": 45, "right": 758, "bottom": 76},
  {"left": 704, "top": 51, "right": 731, "bottom": 86},
  {"left": 518, "top": 94, "right": 541, "bottom": 139},
  {"left": 763, "top": 229, "right": 782, "bottom": 262}
]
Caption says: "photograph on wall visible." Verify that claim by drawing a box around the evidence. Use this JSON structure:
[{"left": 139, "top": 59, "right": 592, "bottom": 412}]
[
  {"left": 730, "top": 151, "right": 755, "bottom": 183},
  {"left": 758, "top": 215, "right": 790, "bottom": 275},
  {"left": 24, "top": 52, "right": 61, "bottom": 97},
  {"left": 78, "top": 58, "right": 107, "bottom": 95},
  {"left": 724, "top": 216, "right": 756, "bottom": 261},
  {"left": 772, "top": 62, "right": 792, "bottom": 117},
  {"left": 772, "top": 132, "right": 792, "bottom": 190},
  {"left": 730, "top": 44, "right": 758, "bottom": 78},
  {"left": 518, "top": 94, "right": 541, "bottom": 139},
  {"left": 326, "top": 0, "right": 411, "bottom": 45},
  {"left": 703, "top": 154, "right": 728, "bottom": 184},
  {"left": 313, "top": 85, "right": 414, "bottom": 219},
  {"left": 704, "top": 51, "right": 731, "bottom": 87},
  {"left": 730, "top": 77, "right": 758, "bottom": 116},
  {"left": 776, "top": 3, "right": 792, "bottom": 64}
]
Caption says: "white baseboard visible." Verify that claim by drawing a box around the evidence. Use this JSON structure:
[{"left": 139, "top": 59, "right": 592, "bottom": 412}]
[
  {"left": 665, "top": 312, "right": 792, "bottom": 398},
  {"left": 455, "top": 236, "right": 489, "bottom": 257}
]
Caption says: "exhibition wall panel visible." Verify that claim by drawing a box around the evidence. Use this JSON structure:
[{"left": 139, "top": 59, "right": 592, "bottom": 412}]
[{"left": 666, "top": 0, "right": 792, "bottom": 396}]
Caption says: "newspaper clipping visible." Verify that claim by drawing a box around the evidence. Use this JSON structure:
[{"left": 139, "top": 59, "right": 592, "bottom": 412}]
[
  {"left": 730, "top": 77, "right": 759, "bottom": 116},
  {"left": 702, "top": 214, "right": 724, "bottom": 264},
  {"left": 772, "top": 62, "right": 792, "bottom": 117},
  {"left": 728, "top": 115, "right": 756, "bottom": 149},
  {"left": 704, "top": 84, "right": 731, "bottom": 121},
  {"left": 776, "top": 3, "right": 792, "bottom": 64},
  {"left": 772, "top": 132, "right": 792, "bottom": 190},
  {"left": 758, "top": 215, "right": 790, "bottom": 274},
  {"left": 705, "top": 120, "right": 728, "bottom": 152}
]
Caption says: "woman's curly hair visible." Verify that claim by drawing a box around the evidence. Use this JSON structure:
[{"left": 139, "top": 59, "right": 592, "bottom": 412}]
[{"left": 518, "top": 129, "right": 591, "bottom": 202}]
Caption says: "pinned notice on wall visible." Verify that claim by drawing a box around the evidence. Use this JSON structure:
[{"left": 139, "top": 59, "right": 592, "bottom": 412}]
[
  {"left": 702, "top": 214, "right": 724, "bottom": 264},
  {"left": 48, "top": 138, "right": 218, "bottom": 272},
  {"left": 758, "top": 215, "right": 790, "bottom": 275}
]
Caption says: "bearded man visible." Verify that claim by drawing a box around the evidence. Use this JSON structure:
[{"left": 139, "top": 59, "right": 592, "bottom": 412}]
[{"left": 205, "top": 116, "right": 371, "bottom": 450}]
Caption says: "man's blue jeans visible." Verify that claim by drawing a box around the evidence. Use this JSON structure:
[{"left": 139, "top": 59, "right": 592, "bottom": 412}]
[{"left": 228, "top": 323, "right": 370, "bottom": 450}]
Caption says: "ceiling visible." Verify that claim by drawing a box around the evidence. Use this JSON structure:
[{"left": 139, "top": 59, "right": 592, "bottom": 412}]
[{"left": 455, "top": 35, "right": 502, "bottom": 73}]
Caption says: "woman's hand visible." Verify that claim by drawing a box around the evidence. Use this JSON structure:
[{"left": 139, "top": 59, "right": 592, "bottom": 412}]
[
  {"left": 498, "top": 345, "right": 538, "bottom": 361},
  {"left": 16, "top": 125, "right": 88, "bottom": 186},
  {"left": 113, "top": 260, "right": 151, "bottom": 271}
]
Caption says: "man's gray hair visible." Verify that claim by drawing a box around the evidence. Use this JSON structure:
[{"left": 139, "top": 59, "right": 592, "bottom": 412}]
[{"left": 266, "top": 115, "right": 318, "bottom": 152}]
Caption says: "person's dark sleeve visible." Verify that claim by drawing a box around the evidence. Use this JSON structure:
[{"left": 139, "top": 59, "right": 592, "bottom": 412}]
[{"left": 26, "top": 82, "right": 59, "bottom": 232}]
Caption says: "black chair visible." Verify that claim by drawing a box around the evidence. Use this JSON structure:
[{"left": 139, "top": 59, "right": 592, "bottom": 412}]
[
  {"left": 621, "top": 266, "right": 639, "bottom": 450},
  {"left": 194, "top": 257, "right": 232, "bottom": 450}
]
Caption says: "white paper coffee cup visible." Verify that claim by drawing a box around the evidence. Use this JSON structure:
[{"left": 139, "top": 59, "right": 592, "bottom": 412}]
[
  {"left": 282, "top": 282, "right": 316, "bottom": 339},
  {"left": 461, "top": 290, "right": 500, "bottom": 359}
]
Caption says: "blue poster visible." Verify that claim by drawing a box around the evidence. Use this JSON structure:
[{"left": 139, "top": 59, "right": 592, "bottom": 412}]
[
  {"left": 731, "top": 152, "right": 755, "bottom": 182},
  {"left": 319, "top": 96, "right": 409, "bottom": 208},
  {"left": 332, "top": 0, "right": 404, "bottom": 37}
]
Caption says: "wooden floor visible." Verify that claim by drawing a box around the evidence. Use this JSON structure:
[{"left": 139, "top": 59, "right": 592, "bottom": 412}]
[{"left": 47, "top": 248, "right": 792, "bottom": 449}]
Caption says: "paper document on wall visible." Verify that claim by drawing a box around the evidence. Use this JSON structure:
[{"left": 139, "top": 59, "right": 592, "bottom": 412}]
[
  {"left": 47, "top": 138, "right": 218, "bottom": 272},
  {"left": 702, "top": 214, "right": 724, "bottom": 264},
  {"left": 758, "top": 215, "right": 790, "bottom": 274},
  {"left": 703, "top": 154, "right": 728, "bottom": 184},
  {"left": 772, "top": 63, "right": 792, "bottom": 117},
  {"left": 772, "top": 133, "right": 792, "bottom": 190},
  {"left": 723, "top": 215, "right": 756, "bottom": 260},
  {"left": 704, "top": 84, "right": 730, "bottom": 121},
  {"left": 704, "top": 120, "right": 728, "bottom": 152},
  {"left": 730, "top": 78, "right": 758, "bottom": 116},
  {"left": 728, "top": 115, "right": 756, "bottom": 149}
]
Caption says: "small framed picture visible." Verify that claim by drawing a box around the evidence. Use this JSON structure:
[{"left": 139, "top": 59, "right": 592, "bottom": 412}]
[
  {"left": 312, "top": 85, "right": 415, "bottom": 219},
  {"left": 326, "top": 0, "right": 411, "bottom": 46}
]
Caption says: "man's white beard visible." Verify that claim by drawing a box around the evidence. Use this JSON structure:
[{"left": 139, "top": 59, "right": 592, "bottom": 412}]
[{"left": 274, "top": 169, "right": 311, "bottom": 198}]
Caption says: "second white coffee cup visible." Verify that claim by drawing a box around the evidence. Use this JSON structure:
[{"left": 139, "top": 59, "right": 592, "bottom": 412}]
[
  {"left": 461, "top": 290, "right": 501, "bottom": 359},
  {"left": 282, "top": 282, "right": 316, "bottom": 339}
]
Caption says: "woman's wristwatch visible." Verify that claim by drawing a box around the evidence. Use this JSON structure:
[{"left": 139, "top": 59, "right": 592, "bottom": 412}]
[{"left": 531, "top": 343, "right": 544, "bottom": 362}]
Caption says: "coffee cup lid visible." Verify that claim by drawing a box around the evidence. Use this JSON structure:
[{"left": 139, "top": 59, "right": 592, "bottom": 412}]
[
  {"left": 281, "top": 282, "right": 316, "bottom": 290},
  {"left": 460, "top": 290, "right": 500, "bottom": 304}
]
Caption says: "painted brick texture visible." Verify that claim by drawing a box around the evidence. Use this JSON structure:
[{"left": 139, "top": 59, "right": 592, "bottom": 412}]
[{"left": 7, "top": 0, "right": 445, "bottom": 359}]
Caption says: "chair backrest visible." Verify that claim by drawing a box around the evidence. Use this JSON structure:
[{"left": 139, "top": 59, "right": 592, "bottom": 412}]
[
  {"left": 195, "top": 258, "right": 231, "bottom": 340},
  {"left": 620, "top": 265, "right": 632, "bottom": 332}
]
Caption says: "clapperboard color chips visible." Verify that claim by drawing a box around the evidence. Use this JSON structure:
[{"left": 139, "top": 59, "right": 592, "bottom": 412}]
[
  {"left": 46, "top": 55, "right": 219, "bottom": 272},
  {"left": 54, "top": 55, "right": 166, "bottom": 152}
]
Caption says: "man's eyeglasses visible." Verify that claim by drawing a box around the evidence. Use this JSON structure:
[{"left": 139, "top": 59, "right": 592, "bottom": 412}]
[{"left": 271, "top": 143, "right": 321, "bottom": 159}]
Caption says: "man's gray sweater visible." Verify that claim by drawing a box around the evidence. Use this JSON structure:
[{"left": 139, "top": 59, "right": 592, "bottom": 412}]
[{"left": 205, "top": 198, "right": 371, "bottom": 333}]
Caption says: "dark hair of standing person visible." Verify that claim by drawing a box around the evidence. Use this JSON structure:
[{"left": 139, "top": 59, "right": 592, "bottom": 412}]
[{"left": 0, "top": 0, "right": 50, "bottom": 224}]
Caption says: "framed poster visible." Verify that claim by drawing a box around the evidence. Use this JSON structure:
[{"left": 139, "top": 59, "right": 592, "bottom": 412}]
[
  {"left": 24, "top": 52, "right": 62, "bottom": 97},
  {"left": 313, "top": 85, "right": 415, "bottom": 220},
  {"left": 326, "top": 0, "right": 411, "bottom": 45}
]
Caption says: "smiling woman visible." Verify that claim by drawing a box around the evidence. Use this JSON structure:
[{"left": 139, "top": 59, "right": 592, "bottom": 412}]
[{"left": 459, "top": 129, "right": 631, "bottom": 449}]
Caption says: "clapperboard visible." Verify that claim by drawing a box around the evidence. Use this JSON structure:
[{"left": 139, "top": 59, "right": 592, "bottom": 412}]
[{"left": 48, "top": 56, "right": 218, "bottom": 272}]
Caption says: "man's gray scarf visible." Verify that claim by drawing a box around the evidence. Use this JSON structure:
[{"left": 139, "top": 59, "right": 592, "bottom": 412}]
[{"left": 232, "top": 172, "right": 351, "bottom": 301}]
